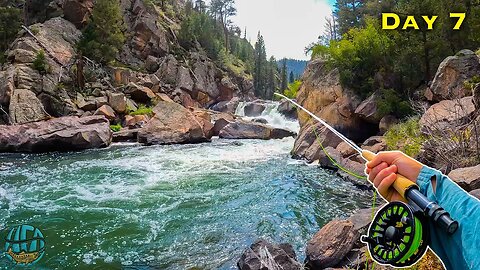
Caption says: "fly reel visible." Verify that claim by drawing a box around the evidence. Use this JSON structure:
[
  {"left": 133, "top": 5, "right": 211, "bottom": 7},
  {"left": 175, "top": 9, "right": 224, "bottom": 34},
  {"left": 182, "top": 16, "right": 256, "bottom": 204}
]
[{"left": 361, "top": 202, "right": 429, "bottom": 267}]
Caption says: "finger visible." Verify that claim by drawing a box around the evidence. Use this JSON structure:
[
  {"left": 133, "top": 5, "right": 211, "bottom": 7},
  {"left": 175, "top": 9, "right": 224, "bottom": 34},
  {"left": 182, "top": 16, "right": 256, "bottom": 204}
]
[
  {"left": 373, "top": 165, "right": 397, "bottom": 188},
  {"left": 377, "top": 173, "right": 398, "bottom": 199},
  {"left": 368, "top": 162, "right": 388, "bottom": 182},
  {"left": 366, "top": 151, "right": 401, "bottom": 169}
]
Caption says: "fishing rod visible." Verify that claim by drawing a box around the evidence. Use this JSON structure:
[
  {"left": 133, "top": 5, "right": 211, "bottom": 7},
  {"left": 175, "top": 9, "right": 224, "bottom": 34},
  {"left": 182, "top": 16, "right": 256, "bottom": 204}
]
[{"left": 275, "top": 93, "right": 458, "bottom": 267}]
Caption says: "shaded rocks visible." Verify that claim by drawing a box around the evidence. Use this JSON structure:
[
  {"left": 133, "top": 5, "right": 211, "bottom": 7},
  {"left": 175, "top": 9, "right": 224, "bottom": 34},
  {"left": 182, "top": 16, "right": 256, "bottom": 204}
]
[
  {"left": 243, "top": 101, "right": 266, "bottom": 117},
  {"left": 428, "top": 49, "right": 480, "bottom": 102},
  {"left": 361, "top": 136, "right": 387, "bottom": 154},
  {"left": 0, "top": 116, "right": 112, "bottom": 152},
  {"left": 238, "top": 239, "right": 302, "bottom": 270},
  {"left": 137, "top": 101, "right": 209, "bottom": 145},
  {"left": 306, "top": 219, "right": 358, "bottom": 269},
  {"left": 354, "top": 92, "right": 386, "bottom": 124},
  {"left": 419, "top": 96, "right": 476, "bottom": 133},
  {"left": 124, "top": 82, "right": 156, "bottom": 103},
  {"left": 211, "top": 97, "right": 240, "bottom": 114},
  {"left": 63, "top": 0, "right": 94, "bottom": 28},
  {"left": 112, "top": 128, "right": 140, "bottom": 142},
  {"left": 379, "top": 115, "right": 398, "bottom": 135},
  {"left": 448, "top": 165, "right": 480, "bottom": 191},
  {"left": 219, "top": 121, "right": 295, "bottom": 140},
  {"left": 277, "top": 99, "right": 298, "bottom": 119}
]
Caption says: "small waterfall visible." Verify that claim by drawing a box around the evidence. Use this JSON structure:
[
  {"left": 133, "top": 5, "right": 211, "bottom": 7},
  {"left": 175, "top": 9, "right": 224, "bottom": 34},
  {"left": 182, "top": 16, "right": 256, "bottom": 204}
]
[{"left": 235, "top": 101, "right": 300, "bottom": 133}]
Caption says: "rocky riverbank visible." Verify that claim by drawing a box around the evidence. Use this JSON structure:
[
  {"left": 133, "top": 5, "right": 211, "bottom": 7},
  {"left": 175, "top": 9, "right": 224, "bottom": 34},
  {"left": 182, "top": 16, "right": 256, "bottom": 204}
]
[{"left": 236, "top": 50, "right": 480, "bottom": 270}]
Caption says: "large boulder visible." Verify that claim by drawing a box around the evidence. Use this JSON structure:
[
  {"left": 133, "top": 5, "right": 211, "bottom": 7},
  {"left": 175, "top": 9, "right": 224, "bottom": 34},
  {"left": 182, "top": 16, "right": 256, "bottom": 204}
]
[
  {"left": 210, "top": 97, "right": 240, "bottom": 114},
  {"left": 448, "top": 165, "right": 480, "bottom": 191},
  {"left": 243, "top": 101, "right": 267, "bottom": 117},
  {"left": 354, "top": 92, "right": 385, "bottom": 124},
  {"left": 306, "top": 219, "right": 358, "bottom": 269},
  {"left": 108, "top": 92, "right": 127, "bottom": 113},
  {"left": 295, "top": 59, "right": 371, "bottom": 142},
  {"left": 277, "top": 99, "right": 298, "bottom": 119},
  {"left": 9, "top": 89, "right": 49, "bottom": 124},
  {"left": 219, "top": 121, "right": 295, "bottom": 140},
  {"left": 238, "top": 239, "right": 302, "bottom": 270},
  {"left": 428, "top": 49, "right": 480, "bottom": 102},
  {"left": 137, "top": 101, "right": 209, "bottom": 145},
  {"left": 419, "top": 96, "right": 476, "bottom": 133},
  {"left": 0, "top": 116, "right": 112, "bottom": 152},
  {"left": 292, "top": 122, "right": 343, "bottom": 162},
  {"left": 124, "top": 82, "right": 156, "bottom": 103}
]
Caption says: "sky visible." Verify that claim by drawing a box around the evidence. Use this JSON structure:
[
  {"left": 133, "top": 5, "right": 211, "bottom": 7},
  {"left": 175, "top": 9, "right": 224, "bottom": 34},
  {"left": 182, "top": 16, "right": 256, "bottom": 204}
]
[{"left": 228, "top": 0, "right": 335, "bottom": 60}]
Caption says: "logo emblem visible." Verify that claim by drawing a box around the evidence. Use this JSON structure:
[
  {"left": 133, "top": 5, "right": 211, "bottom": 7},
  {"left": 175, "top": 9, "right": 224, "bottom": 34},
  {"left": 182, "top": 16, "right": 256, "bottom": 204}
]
[{"left": 4, "top": 225, "right": 45, "bottom": 265}]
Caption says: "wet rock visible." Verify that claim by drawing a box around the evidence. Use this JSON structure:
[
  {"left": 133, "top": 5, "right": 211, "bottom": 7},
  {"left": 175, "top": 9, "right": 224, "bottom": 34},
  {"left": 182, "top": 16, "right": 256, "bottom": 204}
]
[
  {"left": 137, "top": 101, "right": 208, "bottom": 145},
  {"left": 107, "top": 92, "right": 127, "bottom": 114},
  {"left": 292, "top": 122, "right": 343, "bottom": 162},
  {"left": 448, "top": 165, "right": 480, "bottom": 191},
  {"left": 0, "top": 116, "right": 112, "bottom": 152},
  {"left": 125, "top": 82, "right": 156, "bottom": 103},
  {"left": 306, "top": 219, "right": 358, "bottom": 269},
  {"left": 212, "top": 118, "right": 232, "bottom": 136},
  {"left": 379, "top": 115, "right": 398, "bottom": 135},
  {"left": 237, "top": 239, "right": 302, "bottom": 270},
  {"left": 94, "top": 105, "right": 116, "bottom": 121},
  {"left": 469, "top": 189, "right": 480, "bottom": 199},
  {"left": 252, "top": 118, "right": 268, "bottom": 124},
  {"left": 429, "top": 49, "right": 480, "bottom": 102},
  {"left": 112, "top": 128, "right": 140, "bottom": 142},
  {"left": 355, "top": 92, "right": 385, "bottom": 124},
  {"left": 338, "top": 159, "right": 370, "bottom": 189},
  {"left": 419, "top": 97, "right": 475, "bottom": 133},
  {"left": 9, "top": 89, "right": 49, "bottom": 124},
  {"left": 277, "top": 99, "right": 297, "bottom": 119},
  {"left": 219, "top": 121, "right": 294, "bottom": 140},
  {"left": 244, "top": 101, "right": 266, "bottom": 117},
  {"left": 210, "top": 97, "right": 240, "bottom": 114},
  {"left": 318, "top": 146, "right": 343, "bottom": 169}
]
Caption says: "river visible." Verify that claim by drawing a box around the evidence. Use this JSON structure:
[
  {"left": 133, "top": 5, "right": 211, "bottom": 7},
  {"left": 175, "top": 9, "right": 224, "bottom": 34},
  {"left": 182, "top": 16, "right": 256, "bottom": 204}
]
[{"left": 0, "top": 103, "right": 371, "bottom": 269}]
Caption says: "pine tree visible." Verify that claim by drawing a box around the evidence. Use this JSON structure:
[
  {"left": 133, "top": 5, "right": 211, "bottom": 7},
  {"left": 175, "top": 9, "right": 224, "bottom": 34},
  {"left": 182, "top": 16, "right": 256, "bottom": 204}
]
[
  {"left": 280, "top": 58, "right": 288, "bottom": 91},
  {"left": 78, "top": 0, "right": 125, "bottom": 64},
  {"left": 289, "top": 71, "right": 295, "bottom": 84},
  {"left": 210, "top": 0, "right": 236, "bottom": 52},
  {"left": 254, "top": 32, "right": 267, "bottom": 98}
]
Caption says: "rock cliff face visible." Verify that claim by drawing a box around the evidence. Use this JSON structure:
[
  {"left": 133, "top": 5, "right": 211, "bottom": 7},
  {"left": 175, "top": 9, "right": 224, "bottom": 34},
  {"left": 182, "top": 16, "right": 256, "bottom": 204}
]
[
  {"left": 0, "top": 0, "right": 253, "bottom": 126},
  {"left": 292, "top": 59, "right": 377, "bottom": 161}
]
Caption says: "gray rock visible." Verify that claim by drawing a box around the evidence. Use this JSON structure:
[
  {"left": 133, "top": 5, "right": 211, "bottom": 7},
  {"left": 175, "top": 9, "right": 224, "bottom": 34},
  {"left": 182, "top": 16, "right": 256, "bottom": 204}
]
[
  {"left": 448, "top": 165, "right": 480, "bottom": 191},
  {"left": 107, "top": 92, "right": 127, "bottom": 113},
  {"left": 137, "top": 101, "right": 208, "bottom": 145},
  {"left": 419, "top": 97, "right": 476, "bottom": 134},
  {"left": 292, "top": 122, "right": 343, "bottom": 163},
  {"left": 429, "top": 49, "right": 480, "bottom": 101},
  {"left": 379, "top": 115, "right": 398, "bottom": 135},
  {"left": 277, "top": 99, "right": 297, "bottom": 119},
  {"left": 219, "top": 121, "right": 295, "bottom": 140},
  {"left": 113, "top": 128, "right": 140, "bottom": 142},
  {"left": 244, "top": 102, "right": 266, "bottom": 117},
  {"left": 9, "top": 89, "right": 49, "bottom": 124},
  {"left": 355, "top": 92, "right": 385, "bottom": 124},
  {"left": 0, "top": 116, "right": 112, "bottom": 152}
]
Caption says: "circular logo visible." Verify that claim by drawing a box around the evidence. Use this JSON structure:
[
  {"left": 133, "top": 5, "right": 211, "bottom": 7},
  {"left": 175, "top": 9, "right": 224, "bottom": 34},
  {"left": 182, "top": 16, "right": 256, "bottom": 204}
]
[{"left": 4, "top": 225, "right": 45, "bottom": 265}]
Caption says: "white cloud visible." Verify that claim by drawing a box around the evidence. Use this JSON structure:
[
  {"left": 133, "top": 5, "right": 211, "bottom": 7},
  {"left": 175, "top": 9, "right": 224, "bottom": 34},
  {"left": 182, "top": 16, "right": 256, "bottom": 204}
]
[{"left": 229, "top": 0, "right": 333, "bottom": 60}]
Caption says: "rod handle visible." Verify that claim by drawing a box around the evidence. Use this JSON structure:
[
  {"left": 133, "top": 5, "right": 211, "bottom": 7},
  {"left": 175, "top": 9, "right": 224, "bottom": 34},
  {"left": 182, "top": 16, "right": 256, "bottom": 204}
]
[{"left": 361, "top": 150, "right": 417, "bottom": 199}]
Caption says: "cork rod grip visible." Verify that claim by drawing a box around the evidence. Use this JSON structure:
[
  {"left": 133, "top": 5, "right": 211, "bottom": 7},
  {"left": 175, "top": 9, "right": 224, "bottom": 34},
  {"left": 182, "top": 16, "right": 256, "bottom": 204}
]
[{"left": 361, "top": 150, "right": 417, "bottom": 199}]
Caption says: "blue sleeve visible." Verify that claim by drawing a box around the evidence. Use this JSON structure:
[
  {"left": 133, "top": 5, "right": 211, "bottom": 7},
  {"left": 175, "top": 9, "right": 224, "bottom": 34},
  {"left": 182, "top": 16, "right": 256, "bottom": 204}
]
[{"left": 416, "top": 166, "right": 480, "bottom": 270}]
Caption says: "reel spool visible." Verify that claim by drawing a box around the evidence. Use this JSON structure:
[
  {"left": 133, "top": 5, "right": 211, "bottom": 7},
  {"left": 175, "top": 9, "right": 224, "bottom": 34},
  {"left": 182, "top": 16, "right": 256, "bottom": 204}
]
[{"left": 361, "top": 202, "right": 429, "bottom": 267}]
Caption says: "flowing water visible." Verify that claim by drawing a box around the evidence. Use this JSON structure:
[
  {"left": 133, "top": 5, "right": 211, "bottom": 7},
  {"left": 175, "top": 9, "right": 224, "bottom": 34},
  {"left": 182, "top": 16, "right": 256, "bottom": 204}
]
[{"left": 0, "top": 103, "right": 371, "bottom": 270}]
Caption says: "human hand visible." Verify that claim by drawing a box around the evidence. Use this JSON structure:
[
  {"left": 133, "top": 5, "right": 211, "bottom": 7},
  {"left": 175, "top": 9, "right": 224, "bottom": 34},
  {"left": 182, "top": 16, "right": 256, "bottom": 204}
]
[{"left": 365, "top": 151, "right": 424, "bottom": 202}]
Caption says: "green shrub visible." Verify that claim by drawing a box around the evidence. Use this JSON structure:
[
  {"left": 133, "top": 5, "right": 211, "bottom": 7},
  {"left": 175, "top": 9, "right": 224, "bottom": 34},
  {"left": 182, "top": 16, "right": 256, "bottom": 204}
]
[
  {"left": 283, "top": 80, "right": 302, "bottom": 99},
  {"left": 464, "top": 75, "right": 480, "bottom": 91},
  {"left": 384, "top": 117, "right": 427, "bottom": 157},
  {"left": 376, "top": 88, "right": 413, "bottom": 118},
  {"left": 129, "top": 105, "right": 153, "bottom": 116},
  {"left": 32, "top": 50, "right": 49, "bottom": 74},
  {"left": 110, "top": 124, "right": 122, "bottom": 132}
]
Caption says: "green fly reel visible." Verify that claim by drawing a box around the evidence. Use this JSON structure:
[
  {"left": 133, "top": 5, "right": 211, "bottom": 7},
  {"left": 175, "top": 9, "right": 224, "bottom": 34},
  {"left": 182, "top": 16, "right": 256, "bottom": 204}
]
[{"left": 361, "top": 202, "right": 429, "bottom": 267}]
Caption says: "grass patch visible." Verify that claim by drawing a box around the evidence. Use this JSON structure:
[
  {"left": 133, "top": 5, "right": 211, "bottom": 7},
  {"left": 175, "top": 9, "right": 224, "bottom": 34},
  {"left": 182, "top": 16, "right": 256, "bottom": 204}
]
[
  {"left": 110, "top": 124, "right": 122, "bottom": 132},
  {"left": 129, "top": 105, "right": 154, "bottom": 117},
  {"left": 385, "top": 117, "right": 427, "bottom": 157}
]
